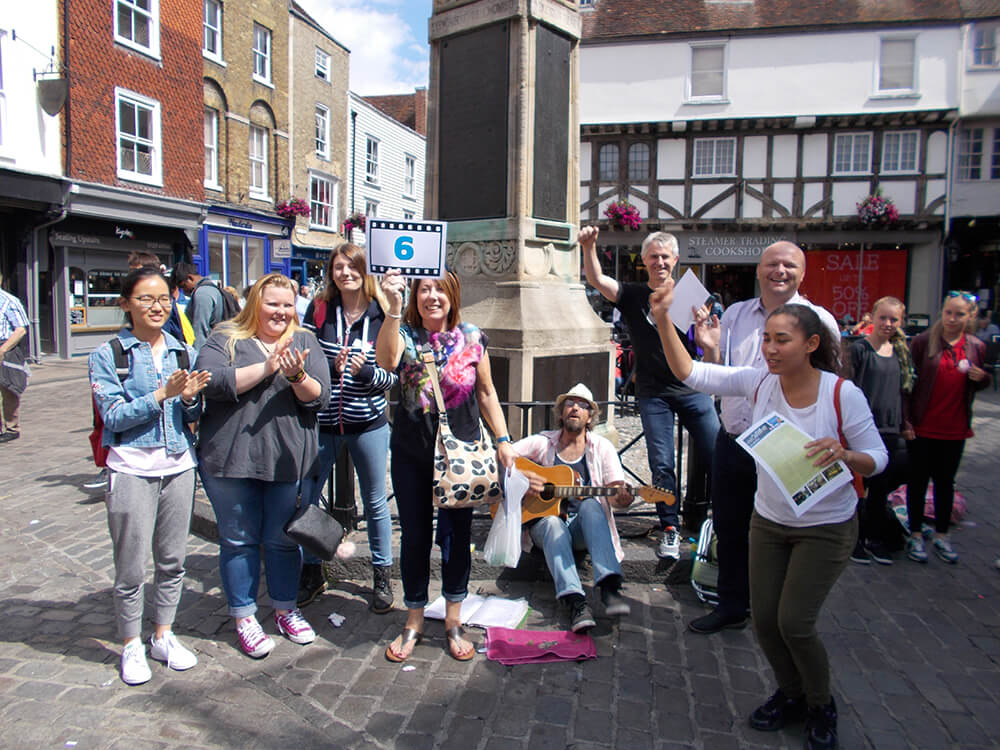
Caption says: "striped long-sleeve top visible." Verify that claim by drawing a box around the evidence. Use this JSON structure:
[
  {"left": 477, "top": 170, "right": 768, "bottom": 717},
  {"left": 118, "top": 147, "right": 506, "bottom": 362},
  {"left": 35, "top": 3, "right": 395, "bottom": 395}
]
[{"left": 303, "top": 297, "right": 398, "bottom": 433}]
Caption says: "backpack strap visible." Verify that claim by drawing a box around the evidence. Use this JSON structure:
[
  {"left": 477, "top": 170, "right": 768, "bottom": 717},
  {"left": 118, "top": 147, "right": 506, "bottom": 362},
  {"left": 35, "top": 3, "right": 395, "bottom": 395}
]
[
  {"left": 313, "top": 299, "right": 327, "bottom": 330},
  {"left": 109, "top": 338, "right": 130, "bottom": 382},
  {"left": 176, "top": 346, "right": 190, "bottom": 372}
]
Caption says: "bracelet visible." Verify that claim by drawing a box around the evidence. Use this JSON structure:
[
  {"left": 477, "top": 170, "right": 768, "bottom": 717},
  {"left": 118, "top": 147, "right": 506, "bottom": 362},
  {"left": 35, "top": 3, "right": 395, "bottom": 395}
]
[
  {"left": 181, "top": 396, "right": 198, "bottom": 406},
  {"left": 495, "top": 435, "right": 511, "bottom": 444},
  {"left": 385, "top": 311, "right": 402, "bottom": 320},
  {"left": 286, "top": 369, "right": 307, "bottom": 384}
]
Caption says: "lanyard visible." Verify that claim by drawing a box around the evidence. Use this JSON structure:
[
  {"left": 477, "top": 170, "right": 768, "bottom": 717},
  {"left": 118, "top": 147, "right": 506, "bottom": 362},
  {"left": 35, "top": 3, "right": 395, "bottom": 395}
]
[{"left": 336, "top": 306, "right": 369, "bottom": 349}]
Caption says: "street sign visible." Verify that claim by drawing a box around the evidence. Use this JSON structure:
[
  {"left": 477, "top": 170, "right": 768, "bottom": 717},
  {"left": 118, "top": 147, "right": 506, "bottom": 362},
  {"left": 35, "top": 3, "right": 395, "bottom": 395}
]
[{"left": 366, "top": 219, "right": 448, "bottom": 278}]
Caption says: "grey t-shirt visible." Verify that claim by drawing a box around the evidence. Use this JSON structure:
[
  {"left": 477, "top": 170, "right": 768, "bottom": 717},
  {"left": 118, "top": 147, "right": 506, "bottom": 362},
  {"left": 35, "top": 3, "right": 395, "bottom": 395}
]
[{"left": 195, "top": 329, "right": 331, "bottom": 482}]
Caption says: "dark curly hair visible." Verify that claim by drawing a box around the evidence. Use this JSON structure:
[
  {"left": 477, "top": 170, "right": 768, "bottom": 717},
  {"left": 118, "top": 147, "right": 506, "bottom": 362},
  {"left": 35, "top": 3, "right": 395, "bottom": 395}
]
[{"left": 767, "top": 304, "right": 840, "bottom": 373}]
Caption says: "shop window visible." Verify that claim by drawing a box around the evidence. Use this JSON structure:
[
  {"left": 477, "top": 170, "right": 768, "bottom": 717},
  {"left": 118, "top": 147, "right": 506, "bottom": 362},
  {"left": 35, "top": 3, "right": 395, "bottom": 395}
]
[
  {"left": 115, "top": 0, "right": 160, "bottom": 59},
  {"left": 246, "top": 237, "right": 264, "bottom": 285},
  {"left": 877, "top": 37, "right": 916, "bottom": 94},
  {"left": 69, "top": 268, "right": 130, "bottom": 329},
  {"left": 315, "top": 48, "right": 331, "bottom": 81},
  {"left": 833, "top": 132, "right": 872, "bottom": 175},
  {"left": 252, "top": 23, "right": 271, "bottom": 85},
  {"left": 692, "top": 137, "right": 735, "bottom": 177},
  {"left": 598, "top": 143, "right": 618, "bottom": 181},
  {"left": 958, "top": 128, "right": 983, "bottom": 180},
  {"left": 207, "top": 233, "right": 225, "bottom": 282},
  {"left": 203, "top": 0, "right": 222, "bottom": 62},
  {"left": 627, "top": 143, "right": 650, "bottom": 182},
  {"left": 881, "top": 130, "right": 919, "bottom": 174},
  {"left": 689, "top": 44, "right": 726, "bottom": 100},
  {"left": 228, "top": 236, "right": 245, "bottom": 291},
  {"left": 115, "top": 88, "right": 162, "bottom": 185}
]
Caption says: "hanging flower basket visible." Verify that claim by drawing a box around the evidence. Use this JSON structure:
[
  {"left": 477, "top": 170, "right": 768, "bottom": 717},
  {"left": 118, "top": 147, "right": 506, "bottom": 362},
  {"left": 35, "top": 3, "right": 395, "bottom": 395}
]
[
  {"left": 603, "top": 199, "right": 642, "bottom": 230},
  {"left": 856, "top": 189, "right": 899, "bottom": 227},
  {"left": 342, "top": 212, "right": 366, "bottom": 235},
  {"left": 276, "top": 197, "right": 310, "bottom": 220}
]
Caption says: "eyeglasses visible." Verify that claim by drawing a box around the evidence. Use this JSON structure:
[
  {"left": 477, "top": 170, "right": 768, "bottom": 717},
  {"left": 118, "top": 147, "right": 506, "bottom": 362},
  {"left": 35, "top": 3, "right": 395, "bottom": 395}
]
[
  {"left": 131, "top": 295, "right": 172, "bottom": 309},
  {"left": 946, "top": 290, "right": 978, "bottom": 303},
  {"left": 564, "top": 399, "right": 592, "bottom": 411}
]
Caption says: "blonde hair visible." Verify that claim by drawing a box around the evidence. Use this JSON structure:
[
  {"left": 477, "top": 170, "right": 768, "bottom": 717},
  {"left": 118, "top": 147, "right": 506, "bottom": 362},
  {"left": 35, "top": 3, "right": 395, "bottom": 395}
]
[
  {"left": 928, "top": 293, "right": 978, "bottom": 358},
  {"left": 319, "top": 243, "right": 387, "bottom": 311},
  {"left": 404, "top": 270, "right": 463, "bottom": 330},
  {"left": 216, "top": 273, "right": 301, "bottom": 359},
  {"left": 870, "top": 296, "right": 915, "bottom": 393}
]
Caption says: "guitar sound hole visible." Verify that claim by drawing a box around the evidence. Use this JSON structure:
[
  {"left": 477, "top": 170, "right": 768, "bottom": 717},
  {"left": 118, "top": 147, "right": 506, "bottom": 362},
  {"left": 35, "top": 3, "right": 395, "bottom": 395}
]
[{"left": 541, "top": 484, "right": 556, "bottom": 500}]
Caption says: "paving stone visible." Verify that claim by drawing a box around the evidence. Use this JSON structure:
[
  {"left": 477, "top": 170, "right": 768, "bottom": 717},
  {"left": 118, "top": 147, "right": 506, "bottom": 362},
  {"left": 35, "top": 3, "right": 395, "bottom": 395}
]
[{"left": 574, "top": 708, "right": 614, "bottom": 743}]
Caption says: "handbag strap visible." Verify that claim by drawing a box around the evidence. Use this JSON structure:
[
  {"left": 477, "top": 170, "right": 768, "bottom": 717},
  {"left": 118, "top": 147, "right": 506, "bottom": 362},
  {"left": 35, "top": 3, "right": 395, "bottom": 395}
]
[{"left": 421, "top": 345, "right": 450, "bottom": 423}]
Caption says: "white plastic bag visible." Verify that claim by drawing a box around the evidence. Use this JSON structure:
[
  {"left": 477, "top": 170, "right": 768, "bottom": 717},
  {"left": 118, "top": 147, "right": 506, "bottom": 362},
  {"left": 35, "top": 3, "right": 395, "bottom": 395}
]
[{"left": 484, "top": 467, "right": 526, "bottom": 568}]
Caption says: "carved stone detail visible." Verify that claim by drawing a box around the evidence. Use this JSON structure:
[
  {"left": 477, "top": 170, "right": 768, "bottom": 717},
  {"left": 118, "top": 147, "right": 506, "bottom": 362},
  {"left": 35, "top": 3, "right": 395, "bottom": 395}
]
[
  {"left": 481, "top": 241, "right": 517, "bottom": 276},
  {"left": 446, "top": 240, "right": 518, "bottom": 277}
]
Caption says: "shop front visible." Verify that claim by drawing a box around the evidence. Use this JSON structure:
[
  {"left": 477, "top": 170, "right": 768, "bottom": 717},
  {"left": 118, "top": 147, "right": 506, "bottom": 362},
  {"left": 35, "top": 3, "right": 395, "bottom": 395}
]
[{"left": 198, "top": 207, "right": 292, "bottom": 297}]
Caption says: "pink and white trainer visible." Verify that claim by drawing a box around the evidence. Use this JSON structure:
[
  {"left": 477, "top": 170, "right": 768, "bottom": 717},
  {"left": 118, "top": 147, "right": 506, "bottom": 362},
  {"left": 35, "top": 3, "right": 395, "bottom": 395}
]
[
  {"left": 236, "top": 616, "right": 275, "bottom": 658},
  {"left": 274, "top": 609, "right": 316, "bottom": 645}
]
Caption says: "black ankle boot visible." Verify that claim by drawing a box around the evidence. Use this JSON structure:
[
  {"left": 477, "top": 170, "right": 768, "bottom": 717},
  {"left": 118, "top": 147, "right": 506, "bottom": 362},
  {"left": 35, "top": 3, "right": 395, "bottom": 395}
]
[
  {"left": 749, "top": 689, "right": 807, "bottom": 731},
  {"left": 297, "top": 563, "right": 326, "bottom": 607},
  {"left": 371, "top": 565, "right": 394, "bottom": 614},
  {"left": 804, "top": 697, "right": 838, "bottom": 749}
]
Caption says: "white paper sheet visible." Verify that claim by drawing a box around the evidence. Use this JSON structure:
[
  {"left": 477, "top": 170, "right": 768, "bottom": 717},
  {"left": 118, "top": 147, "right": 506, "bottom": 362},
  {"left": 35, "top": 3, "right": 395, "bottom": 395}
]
[
  {"left": 669, "top": 269, "right": 713, "bottom": 333},
  {"left": 424, "top": 594, "right": 530, "bottom": 630}
]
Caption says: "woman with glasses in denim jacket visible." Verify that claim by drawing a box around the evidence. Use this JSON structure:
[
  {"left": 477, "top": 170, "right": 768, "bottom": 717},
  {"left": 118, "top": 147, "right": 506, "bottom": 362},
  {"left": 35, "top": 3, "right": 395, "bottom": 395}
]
[
  {"left": 89, "top": 267, "right": 211, "bottom": 686},
  {"left": 904, "top": 291, "right": 991, "bottom": 564}
]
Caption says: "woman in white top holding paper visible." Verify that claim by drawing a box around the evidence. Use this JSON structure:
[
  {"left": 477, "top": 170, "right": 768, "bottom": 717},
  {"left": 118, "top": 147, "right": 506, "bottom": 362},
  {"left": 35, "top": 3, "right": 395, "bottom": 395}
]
[{"left": 650, "top": 281, "right": 886, "bottom": 750}]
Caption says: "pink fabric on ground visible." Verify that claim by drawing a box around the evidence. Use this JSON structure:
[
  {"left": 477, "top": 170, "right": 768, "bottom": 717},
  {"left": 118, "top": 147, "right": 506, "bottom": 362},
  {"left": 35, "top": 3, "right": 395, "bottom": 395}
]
[{"left": 485, "top": 627, "right": 597, "bottom": 665}]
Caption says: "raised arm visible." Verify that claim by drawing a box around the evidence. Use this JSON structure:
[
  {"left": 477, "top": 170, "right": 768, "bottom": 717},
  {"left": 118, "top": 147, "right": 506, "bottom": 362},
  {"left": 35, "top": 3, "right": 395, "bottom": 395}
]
[
  {"left": 375, "top": 269, "right": 406, "bottom": 371},
  {"left": 579, "top": 226, "right": 620, "bottom": 303},
  {"left": 648, "top": 280, "right": 694, "bottom": 381}
]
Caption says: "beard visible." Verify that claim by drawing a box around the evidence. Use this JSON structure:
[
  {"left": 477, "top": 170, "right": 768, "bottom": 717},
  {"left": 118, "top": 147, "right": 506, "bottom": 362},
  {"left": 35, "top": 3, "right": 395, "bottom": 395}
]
[{"left": 562, "top": 417, "right": 585, "bottom": 434}]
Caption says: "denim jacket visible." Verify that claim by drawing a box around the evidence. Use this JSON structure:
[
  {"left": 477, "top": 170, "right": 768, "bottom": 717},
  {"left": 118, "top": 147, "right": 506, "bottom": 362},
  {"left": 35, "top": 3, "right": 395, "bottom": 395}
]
[{"left": 89, "top": 328, "right": 202, "bottom": 454}]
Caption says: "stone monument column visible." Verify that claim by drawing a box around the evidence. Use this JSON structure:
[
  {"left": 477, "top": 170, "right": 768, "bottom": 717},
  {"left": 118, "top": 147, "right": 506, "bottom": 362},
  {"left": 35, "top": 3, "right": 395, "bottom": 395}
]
[{"left": 427, "top": 0, "right": 614, "bottom": 438}]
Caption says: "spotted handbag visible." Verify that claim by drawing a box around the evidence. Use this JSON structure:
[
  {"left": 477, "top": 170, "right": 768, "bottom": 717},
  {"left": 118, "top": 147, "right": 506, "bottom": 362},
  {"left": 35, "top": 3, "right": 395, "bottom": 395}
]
[{"left": 422, "top": 347, "right": 503, "bottom": 509}]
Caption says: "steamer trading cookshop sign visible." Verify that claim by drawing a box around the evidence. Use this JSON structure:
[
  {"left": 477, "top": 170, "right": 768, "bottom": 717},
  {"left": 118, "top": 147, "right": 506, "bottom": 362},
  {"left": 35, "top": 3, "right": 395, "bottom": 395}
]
[{"left": 685, "top": 234, "right": 791, "bottom": 262}]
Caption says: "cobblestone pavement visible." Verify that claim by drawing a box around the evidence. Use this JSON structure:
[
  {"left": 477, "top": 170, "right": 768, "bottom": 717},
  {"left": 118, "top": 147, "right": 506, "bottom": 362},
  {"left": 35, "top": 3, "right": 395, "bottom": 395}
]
[{"left": 0, "top": 358, "right": 997, "bottom": 749}]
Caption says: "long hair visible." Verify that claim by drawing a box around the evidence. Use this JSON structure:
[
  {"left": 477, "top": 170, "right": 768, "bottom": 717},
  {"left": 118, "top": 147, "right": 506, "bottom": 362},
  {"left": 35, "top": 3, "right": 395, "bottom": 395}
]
[
  {"left": 870, "top": 296, "right": 916, "bottom": 393},
  {"left": 215, "top": 273, "right": 301, "bottom": 359},
  {"left": 768, "top": 304, "right": 840, "bottom": 373},
  {"left": 318, "top": 243, "right": 384, "bottom": 310},
  {"left": 119, "top": 267, "right": 168, "bottom": 327},
  {"left": 928, "top": 294, "right": 978, "bottom": 358},
  {"left": 403, "top": 270, "right": 462, "bottom": 330}
]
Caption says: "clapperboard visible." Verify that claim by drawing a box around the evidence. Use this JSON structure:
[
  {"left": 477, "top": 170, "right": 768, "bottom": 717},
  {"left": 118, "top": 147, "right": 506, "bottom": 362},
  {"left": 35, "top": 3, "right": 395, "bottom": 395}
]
[{"left": 366, "top": 219, "right": 448, "bottom": 279}]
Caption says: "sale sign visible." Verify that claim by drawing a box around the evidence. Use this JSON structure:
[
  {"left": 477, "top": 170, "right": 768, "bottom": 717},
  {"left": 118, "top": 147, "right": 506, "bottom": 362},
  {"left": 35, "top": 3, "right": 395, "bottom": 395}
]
[
  {"left": 366, "top": 219, "right": 448, "bottom": 278},
  {"left": 798, "top": 249, "right": 908, "bottom": 321}
]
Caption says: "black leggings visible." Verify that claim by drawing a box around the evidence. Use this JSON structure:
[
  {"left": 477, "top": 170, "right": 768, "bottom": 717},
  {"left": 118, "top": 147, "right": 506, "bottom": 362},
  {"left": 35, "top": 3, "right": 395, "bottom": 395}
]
[
  {"left": 906, "top": 437, "right": 965, "bottom": 535},
  {"left": 859, "top": 433, "right": 907, "bottom": 545}
]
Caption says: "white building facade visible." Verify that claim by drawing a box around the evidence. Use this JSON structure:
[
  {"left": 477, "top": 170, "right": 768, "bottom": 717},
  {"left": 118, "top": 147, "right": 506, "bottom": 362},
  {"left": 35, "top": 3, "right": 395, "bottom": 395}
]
[
  {"left": 346, "top": 92, "right": 426, "bottom": 244},
  {"left": 579, "top": 2, "right": 970, "bottom": 322}
]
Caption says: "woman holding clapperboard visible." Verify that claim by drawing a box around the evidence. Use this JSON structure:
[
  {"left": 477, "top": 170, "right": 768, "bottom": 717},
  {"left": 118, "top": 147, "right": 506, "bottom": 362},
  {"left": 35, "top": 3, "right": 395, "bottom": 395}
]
[{"left": 649, "top": 280, "right": 886, "bottom": 750}]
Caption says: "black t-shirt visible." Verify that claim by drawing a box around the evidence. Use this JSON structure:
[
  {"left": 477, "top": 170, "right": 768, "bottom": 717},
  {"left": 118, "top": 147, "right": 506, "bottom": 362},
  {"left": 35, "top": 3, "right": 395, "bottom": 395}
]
[
  {"left": 555, "top": 453, "right": 591, "bottom": 517},
  {"left": 849, "top": 338, "right": 902, "bottom": 435},
  {"left": 615, "top": 282, "right": 697, "bottom": 398}
]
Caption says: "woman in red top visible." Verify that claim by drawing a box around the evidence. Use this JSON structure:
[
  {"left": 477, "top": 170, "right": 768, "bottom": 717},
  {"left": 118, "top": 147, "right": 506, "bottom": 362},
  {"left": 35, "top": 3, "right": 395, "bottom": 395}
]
[{"left": 905, "top": 292, "right": 990, "bottom": 564}]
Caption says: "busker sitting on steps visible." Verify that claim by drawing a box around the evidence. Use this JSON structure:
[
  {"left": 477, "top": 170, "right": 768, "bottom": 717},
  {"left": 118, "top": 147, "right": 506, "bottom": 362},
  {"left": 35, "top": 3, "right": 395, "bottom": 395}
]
[{"left": 511, "top": 383, "right": 633, "bottom": 632}]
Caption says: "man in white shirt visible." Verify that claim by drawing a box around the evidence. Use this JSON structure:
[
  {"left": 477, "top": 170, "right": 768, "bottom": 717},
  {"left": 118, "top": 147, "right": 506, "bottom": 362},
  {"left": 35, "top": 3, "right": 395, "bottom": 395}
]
[{"left": 687, "top": 241, "right": 840, "bottom": 635}]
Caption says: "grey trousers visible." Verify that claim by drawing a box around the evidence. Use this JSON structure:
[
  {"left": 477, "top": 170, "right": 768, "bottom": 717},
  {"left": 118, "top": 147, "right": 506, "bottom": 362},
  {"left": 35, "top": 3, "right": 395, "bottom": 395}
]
[
  {"left": 105, "top": 469, "right": 196, "bottom": 639},
  {"left": 749, "top": 510, "right": 856, "bottom": 707}
]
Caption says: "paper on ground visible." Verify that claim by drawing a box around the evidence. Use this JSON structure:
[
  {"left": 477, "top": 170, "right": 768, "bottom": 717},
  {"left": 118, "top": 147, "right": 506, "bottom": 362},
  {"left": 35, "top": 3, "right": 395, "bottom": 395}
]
[
  {"left": 736, "top": 411, "right": 852, "bottom": 517},
  {"left": 425, "top": 594, "right": 529, "bottom": 629}
]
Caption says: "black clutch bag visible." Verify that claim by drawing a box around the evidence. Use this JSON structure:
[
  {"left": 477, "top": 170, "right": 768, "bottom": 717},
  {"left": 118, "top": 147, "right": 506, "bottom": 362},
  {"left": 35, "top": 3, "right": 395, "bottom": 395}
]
[{"left": 284, "top": 496, "right": 345, "bottom": 563}]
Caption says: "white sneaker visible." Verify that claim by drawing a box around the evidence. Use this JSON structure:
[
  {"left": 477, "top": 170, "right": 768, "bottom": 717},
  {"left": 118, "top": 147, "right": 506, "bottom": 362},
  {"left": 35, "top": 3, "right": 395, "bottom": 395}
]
[
  {"left": 657, "top": 526, "right": 680, "bottom": 559},
  {"left": 149, "top": 632, "right": 198, "bottom": 671},
  {"left": 83, "top": 468, "right": 108, "bottom": 490},
  {"left": 121, "top": 640, "right": 152, "bottom": 685}
]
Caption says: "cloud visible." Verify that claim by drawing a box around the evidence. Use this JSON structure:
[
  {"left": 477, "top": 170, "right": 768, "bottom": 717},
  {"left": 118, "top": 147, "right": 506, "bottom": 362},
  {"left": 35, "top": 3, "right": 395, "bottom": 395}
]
[{"left": 297, "top": 0, "right": 429, "bottom": 95}]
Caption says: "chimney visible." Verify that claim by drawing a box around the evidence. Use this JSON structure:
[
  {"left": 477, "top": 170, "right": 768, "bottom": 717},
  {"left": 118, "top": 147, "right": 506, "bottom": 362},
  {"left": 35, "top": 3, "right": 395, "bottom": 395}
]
[{"left": 414, "top": 87, "right": 427, "bottom": 137}]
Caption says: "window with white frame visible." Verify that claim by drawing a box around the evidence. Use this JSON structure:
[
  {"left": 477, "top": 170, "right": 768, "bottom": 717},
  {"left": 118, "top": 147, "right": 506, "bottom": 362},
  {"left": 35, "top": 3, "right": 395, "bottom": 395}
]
[
  {"left": 204, "top": 107, "right": 219, "bottom": 188},
  {"left": 598, "top": 143, "right": 618, "bottom": 180},
  {"left": 365, "top": 137, "right": 379, "bottom": 184},
  {"left": 403, "top": 210, "right": 415, "bottom": 220},
  {"left": 315, "top": 48, "right": 331, "bottom": 81},
  {"left": 692, "top": 137, "right": 735, "bottom": 177},
  {"left": 315, "top": 105, "right": 329, "bottom": 159},
  {"left": 992, "top": 129, "right": 1000, "bottom": 179},
  {"left": 833, "top": 133, "right": 872, "bottom": 175},
  {"left": 365, "top": 199, "right": 378, "bottom": 217},
  {"left": 404, "top": 154, "right": 416, "bottom": 197},
  {"left": 309, "top": 173, "right": 336, "bottom": 228},
  {"left": 252, "top": 24, "right": 271, "bottom": 84},
  {"left": 958, "top": 128, "right": 983, "bottom": 180},
  {"left": 877, "top": 37, "right": 916, "bottom": 93},
  {"left": 203, "top": 0, "right": 222, "bottom": 61},
  {"left": 972, "top": 25, "right": 998, "bottom": 67},
  {"left": 689, "top": 44, "right": 726, "bottom": 100},
  {"left": 881, "top": 130, "right": 919, "bottom": 174},
  {"left": 115, "top": 0, "right": 160, "bottom": 58},
  {"left": 115, "top": 89, "right": 161, "bottom": 184},
  {"left": 628, "top": 143, "right": 650, "bottom": 181},
  {"left": 249, "top": 125, "right": 268, "bottom": 197}
]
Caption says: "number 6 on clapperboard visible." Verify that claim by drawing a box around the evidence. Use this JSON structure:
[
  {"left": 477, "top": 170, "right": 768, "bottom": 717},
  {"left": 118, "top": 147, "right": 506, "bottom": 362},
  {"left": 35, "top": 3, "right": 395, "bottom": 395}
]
[{"left": 365, "top": 219, "right": 449, "bottom": 279}]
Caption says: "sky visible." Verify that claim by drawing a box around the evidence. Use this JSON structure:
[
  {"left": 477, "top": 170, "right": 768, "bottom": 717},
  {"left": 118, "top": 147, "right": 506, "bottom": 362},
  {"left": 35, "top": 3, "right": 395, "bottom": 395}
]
[{"left": 296, "top": 0, "right": 434, "bottom": 96}]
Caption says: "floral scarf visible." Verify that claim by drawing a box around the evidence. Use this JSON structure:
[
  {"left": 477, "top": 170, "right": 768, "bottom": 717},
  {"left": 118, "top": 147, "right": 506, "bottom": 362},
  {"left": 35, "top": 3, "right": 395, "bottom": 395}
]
[{"left": 398, "top": 322, "right": 486, "bottom": 416}]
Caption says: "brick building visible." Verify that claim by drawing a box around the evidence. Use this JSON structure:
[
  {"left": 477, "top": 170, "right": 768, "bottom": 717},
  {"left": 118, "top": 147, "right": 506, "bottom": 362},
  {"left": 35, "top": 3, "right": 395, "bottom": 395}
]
[
  {"left": 52, "top": 0, "right": 205, "bottom": 356},
  {"left": 199, "top": 0, "right": 293, "bottom": 293}
]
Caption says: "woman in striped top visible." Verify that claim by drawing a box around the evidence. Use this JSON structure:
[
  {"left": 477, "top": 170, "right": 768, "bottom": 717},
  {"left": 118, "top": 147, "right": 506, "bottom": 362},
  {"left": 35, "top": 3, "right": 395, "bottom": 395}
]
[{"left": 301, "top": 245, "right": 398, "bottom": 612}]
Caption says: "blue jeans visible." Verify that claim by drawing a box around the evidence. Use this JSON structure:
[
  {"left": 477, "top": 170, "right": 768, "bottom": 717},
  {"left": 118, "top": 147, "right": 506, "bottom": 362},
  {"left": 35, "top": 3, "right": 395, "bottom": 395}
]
[
  {"left": 638, "top": 391, "right": 720, "bottom": 529},
  {"left": 300, "top": 424, "right": 393, "bottom": 567},
  {"left": 200, "top": 473, "right": 301, "bottom": 618},
  {"left": 528, "top": 498, "right": 622, "bottom": 598}
]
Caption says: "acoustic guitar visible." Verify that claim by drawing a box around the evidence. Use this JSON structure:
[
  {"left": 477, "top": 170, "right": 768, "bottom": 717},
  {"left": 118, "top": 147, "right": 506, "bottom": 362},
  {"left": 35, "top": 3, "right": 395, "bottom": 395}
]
[{"left": 490, "top": 457, "right": 676, "bottom": 525}]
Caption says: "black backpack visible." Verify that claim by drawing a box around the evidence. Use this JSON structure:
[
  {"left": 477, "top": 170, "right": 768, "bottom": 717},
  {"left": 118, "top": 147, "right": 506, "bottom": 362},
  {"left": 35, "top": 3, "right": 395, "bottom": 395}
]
[
  {"left": 189, "top": 279, "right": 241, "bottom": 326},
  {"left": 107, "top": 338, "right": 190, "bottom": 444}
]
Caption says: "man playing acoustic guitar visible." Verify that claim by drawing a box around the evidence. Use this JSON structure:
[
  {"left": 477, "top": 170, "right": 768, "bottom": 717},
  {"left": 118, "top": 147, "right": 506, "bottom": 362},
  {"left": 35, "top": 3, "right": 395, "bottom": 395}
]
[{"left": 512, "top": 384, "right": 633, "bottom": 632}]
